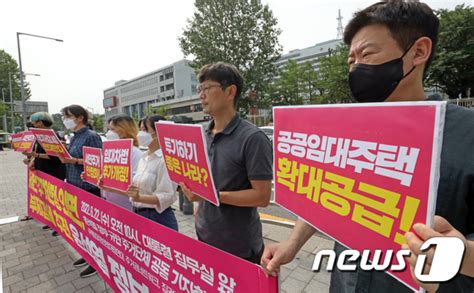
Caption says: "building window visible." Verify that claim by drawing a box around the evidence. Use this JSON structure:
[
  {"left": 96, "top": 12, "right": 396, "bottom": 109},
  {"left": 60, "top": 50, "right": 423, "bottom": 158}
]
[
  {"left": 165, "top": 72, "right": 174, "bottom": 80},
  {"left": 140, "top": 102, "right": 146, "bottom": 117},
  {"left": 165, "top": 84, "right": 174, "bottom": 91}
]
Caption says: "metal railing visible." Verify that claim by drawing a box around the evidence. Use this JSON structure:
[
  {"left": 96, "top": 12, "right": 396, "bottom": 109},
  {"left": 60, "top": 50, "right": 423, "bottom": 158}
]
[{"left": 448, "top": 97, "right": 474, "bottom": 108}]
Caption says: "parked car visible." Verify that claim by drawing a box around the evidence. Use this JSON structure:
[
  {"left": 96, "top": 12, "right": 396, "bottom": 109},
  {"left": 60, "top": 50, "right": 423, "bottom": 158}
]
[
  {"left": 0, "top": 131, "right": 10, "bottom": 151},
  {"left": 259, "top": 126, "right": 274, "bottom": 144}
]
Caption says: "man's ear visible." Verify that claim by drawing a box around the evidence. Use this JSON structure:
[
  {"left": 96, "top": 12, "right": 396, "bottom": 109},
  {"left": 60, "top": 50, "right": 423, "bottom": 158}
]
[
  {"left": 412, "top": 36, "right": 432, "bottom": 68},
  {"left": 226, "top": 84, "right": 238, "bottom": 105}
]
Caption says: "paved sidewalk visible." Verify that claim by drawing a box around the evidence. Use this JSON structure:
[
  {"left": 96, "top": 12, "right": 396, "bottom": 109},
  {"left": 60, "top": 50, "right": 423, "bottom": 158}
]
[{"left": 0, "top": 149, "right": 333, "bottom": 292}]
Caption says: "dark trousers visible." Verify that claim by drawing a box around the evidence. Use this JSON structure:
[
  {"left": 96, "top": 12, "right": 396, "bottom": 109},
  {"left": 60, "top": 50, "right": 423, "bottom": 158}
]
[
  {"left": 85, "top": 187, "right": 101, "bottom": 197},
  {"left": 134, "top": 207, "right": 179, "bottom": 231},
  {"left": 244, "top": 245, "right": 264, "bottom": 264}
]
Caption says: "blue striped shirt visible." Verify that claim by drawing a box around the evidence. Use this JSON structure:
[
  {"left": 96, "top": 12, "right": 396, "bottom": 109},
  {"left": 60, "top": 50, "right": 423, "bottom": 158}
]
[{"left": 66, "top": 127, "right": 103, "bottom": 190}]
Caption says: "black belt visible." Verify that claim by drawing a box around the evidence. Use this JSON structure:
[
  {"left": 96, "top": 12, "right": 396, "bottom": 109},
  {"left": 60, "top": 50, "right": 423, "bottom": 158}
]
[
  {"left": 133, "top": 207, "right": 155, "bottom": 213},
  {"left": 133, "top": 206, "right": 175, "bottom": 213}
]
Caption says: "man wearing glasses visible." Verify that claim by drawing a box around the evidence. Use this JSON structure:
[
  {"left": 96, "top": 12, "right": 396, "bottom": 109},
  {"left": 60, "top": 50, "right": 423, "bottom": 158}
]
[{"left": 181, "top": 62, "right": 273, "bottom": 264}]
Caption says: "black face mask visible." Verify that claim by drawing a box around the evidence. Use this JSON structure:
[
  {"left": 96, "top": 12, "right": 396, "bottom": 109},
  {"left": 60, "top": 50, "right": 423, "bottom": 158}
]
[{"left": 349, "top": 43, "right": 416, "bottom": 103}]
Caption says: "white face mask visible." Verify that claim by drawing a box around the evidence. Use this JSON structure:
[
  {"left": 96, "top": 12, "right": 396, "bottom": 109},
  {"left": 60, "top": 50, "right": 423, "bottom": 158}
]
[
  {"left": 105, "top": 130, "right": 120, "bottom": 141},
  {"left": 62, "top": 118, "right": 77, "bottom": 130},
  {"left": 137, "top": 131, "right": 153, "bottom": 147}
]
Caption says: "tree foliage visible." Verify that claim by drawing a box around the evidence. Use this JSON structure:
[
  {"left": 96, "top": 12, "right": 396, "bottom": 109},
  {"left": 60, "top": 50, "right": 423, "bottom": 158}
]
[
  {"left": 0, "top": 49, "right": 31, "bottom": 102},
  {"left": 0, "top": 49, "right": 32, "bottom": 131},
  {"left": 91, "top": 114, "right": 105, "bottom": 132},
  {"left": 270, "top": 60, "right": 320, "bottom": 105},
  {"left": 271, "top": 45, "right": 352, "bottom": 106},
  {"left": 0, "top": 102, "right": 7, "bottom": 118},
  {"left": 316, "top": 45, "right": 352, "bottom": 104},
  {"left": 51, "top": 113, "right": 64, "bottom": 132},
  {"left": 426, "top": 4, "right": 474, "bottom": 98},
  {"left": 179, "top": 0, "right": 282, "bottom": 116}
]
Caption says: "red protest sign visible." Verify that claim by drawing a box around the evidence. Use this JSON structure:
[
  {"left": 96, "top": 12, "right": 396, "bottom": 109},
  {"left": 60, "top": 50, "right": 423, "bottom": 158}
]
[
  {"left": 156, "top": 122, "right": 219, "bottom": 206},
  {"left": 30, "top": 128, "right": 71, "bottom": 158},
  {"left": 83, "top": 146, "right": 102, "bottom": 186},
  {"left": 102, "top": 139, "right": 133, "bottom": 192},
  {"left": 27, "top": 169, "right": 278, "bottom": 293},
  {"left": 11, "top": 132, "right": 25, "bottom": 151},
  {"left": 273, "top": 102, "right": 446, "bottom": 292},
  {"left": 13, "top": 131, "right": 36, "bottom": 153}
]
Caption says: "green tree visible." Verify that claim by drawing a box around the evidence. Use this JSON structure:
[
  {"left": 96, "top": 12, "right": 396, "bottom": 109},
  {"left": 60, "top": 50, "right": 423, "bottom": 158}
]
[
  {"left": 0, "top": 102, "right": 7, "bottom": 118},
  {"left": 0, "top": 49, "right": 32, "bottom": 102},
  {"left": 427, "top": 4, "right": 474, "bottom": 99},
  {"left": 51, "top": 113, "right": 64, "bottom": 132},
  {"left": 179, "top": 0, "right": 282, "bottom": 117},
  {"left": 271, "top": 60, "right": 303, "bottom": 105},
  {"left": 317, "top": 45, "right": 352, "bottom": 103},
  {"left": 145, "top": 105, "right": 168, "bottom": 116},
  {"left": 91, "top": 114, "right": 104, "bottom": 132},
  {"left": 0, "top": 49, "right": 32, "bottom": 131},
  {"left": 270, "top": 60, "right": 320, "bottom": 105},
  {"left": 300, "top": 62, "right": 320, "bottom": 102}
]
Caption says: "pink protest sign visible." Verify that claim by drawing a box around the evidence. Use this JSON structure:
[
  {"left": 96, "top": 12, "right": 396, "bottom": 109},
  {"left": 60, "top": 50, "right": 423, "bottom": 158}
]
[
  {"left": 13, "top": 131, "right": 36, "bottom": 153},
  {"left": 30, "top": 128, "right": 71, "bottom": 158},
  {"left": 27, "top": 169, "right": 278, "bottom": 292},
  {"left": 273, "top": 102, "right": 446, "bottom": 292},
  {"left": 11, "top": 132, "right": 25, "bottom": 151},
  {"left": 155, "top": 121, "right": 219, "bottom": 206},
  {"left": 83, "top": 146, "right": 102, "bottom": 186},
  {"left": 102, "top": 139, "right": 132, "bottom": 192}
]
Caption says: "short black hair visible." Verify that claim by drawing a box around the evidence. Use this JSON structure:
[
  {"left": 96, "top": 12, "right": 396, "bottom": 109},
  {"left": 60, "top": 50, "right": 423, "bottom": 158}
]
[
  {"left": 145, "top": 115, "right": 167, "bottom": 132},
  {"left": 138, "top": 116, "right": 147, "bottom": 129},
  {"left": 343, "top": 0, "right": 439, "bottom": 73},
  {"left": 198, "top": 62, "right": 244, "bottom": 108},
  {"left": 41, "top": 120, "right": 53, "bottom": 127},
  {"left": 61, "top": 104, "right": 89, "bottom": 125}
]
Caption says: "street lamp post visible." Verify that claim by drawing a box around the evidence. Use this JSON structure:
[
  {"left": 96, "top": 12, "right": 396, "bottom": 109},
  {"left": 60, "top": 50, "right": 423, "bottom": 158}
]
[
  {"left": 1, "top": 88, "right": 7, "bottom": 132},
  {"left": 9, "top": 73, "right": 13, "bottom": 132},
  {"left": 17, "top": 32, "right": 63, "bottom": 130}
]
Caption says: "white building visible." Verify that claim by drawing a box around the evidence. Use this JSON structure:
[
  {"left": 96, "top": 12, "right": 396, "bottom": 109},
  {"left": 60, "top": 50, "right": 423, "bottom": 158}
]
[
  {"left": 275, "top": 39, "right": 343, "bottom": 72},
  {"left": 102, "top": 40, "right": 344, "bottom": 124},
  {"left": 103, "top": 59, "right": 201, "bottom": 122}
]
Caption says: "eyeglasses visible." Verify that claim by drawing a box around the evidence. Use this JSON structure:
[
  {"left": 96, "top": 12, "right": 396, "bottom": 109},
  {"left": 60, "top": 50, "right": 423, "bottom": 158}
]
[{"left": 196, "top": 84, "right": 222, "bottom": 94}]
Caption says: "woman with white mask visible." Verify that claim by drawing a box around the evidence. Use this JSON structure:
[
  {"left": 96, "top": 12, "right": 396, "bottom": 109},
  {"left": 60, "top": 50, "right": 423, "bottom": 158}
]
[
  {"left": 59, "top": 104, "right": 102, "bottom": 278},
  {"left": 90, "top": 114, "right": 143, "bottom": 211},
  {"left": 125, "top": 115, "right": 178, "bottom": 231}
]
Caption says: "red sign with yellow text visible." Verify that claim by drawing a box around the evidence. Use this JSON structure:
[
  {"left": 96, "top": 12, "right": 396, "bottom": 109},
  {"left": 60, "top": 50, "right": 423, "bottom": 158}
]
[
  {"left": 273, "top": 102, "right": 446, "bottom": 292},
  {"left": 155, "top": 122, "right": 219, "bottom": 206},
  {"left": 30, "top": 128, "right": 71, "bottom": 158},
  {"left": 102, "top": 139, "right": 132, "bottom": 192},
  {"left": 11, "top": 132, "right": 25, "bottom": 151},
  {"left": 83, "top": 146, "right": 102, "bottom": 186},
  {"left": 12, "top": 131, "right": 35, "bottom": 153},
  {"left": 27, "top": 169, "right": 278, "bottom": 292}
]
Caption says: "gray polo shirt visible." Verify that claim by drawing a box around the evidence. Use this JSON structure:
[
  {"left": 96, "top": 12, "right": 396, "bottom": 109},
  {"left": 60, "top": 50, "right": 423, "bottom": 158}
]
[{"left": 195, "top": 113, "right": 273, "bottom": 259}]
